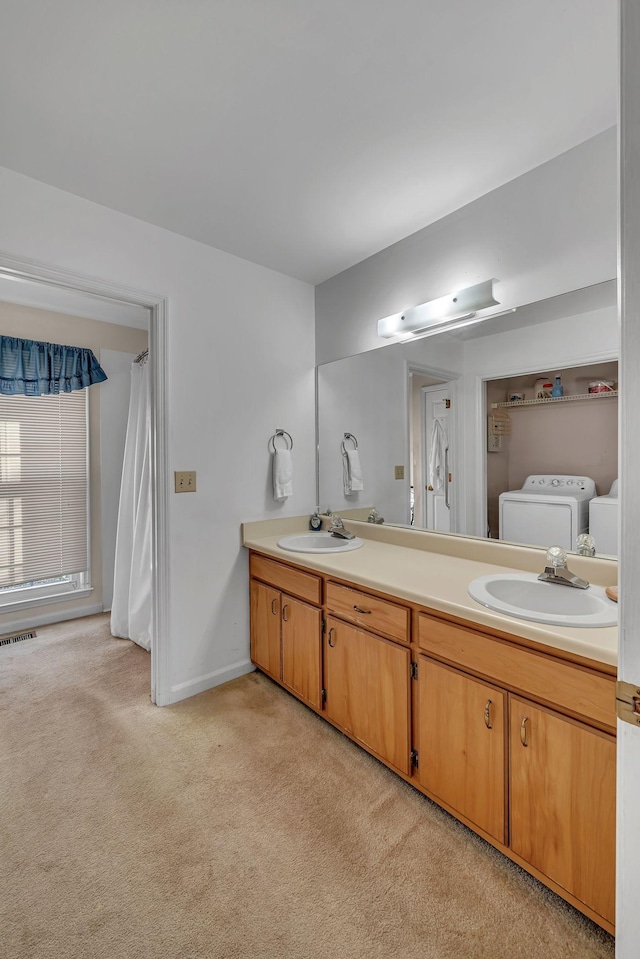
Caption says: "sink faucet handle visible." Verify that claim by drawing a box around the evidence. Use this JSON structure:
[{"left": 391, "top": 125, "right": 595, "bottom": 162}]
[
  {"left": 545, "top": 545, "right": 568, "bottom": 568},
  {"left": 539, "top": 545, "right": 589, "bottom": 589},
  {"left": 576, "top": 533, "right": 596, "bottom": 557}
]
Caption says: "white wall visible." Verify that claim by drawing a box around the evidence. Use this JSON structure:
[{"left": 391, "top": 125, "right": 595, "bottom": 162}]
[
  {"left": 0, "top": 165, "right": 316, "bottom": 702},
  {"left": 315, "top": 128, "right": 617, "bottom": 365}
]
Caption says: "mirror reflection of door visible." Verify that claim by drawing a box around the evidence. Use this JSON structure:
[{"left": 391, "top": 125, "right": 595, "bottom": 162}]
[{"left": 423, "top": 385, "right": 452, "bottom": 533}]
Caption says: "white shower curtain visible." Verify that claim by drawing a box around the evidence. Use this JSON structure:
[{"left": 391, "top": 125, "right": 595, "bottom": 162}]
[{"left": 111, "top": 359, "right": 152, "bottom": 650}]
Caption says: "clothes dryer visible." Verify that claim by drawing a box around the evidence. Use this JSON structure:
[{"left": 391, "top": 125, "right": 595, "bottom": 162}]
[
  {"left": 499, "top": 475, "right": 596, "bottom": 551},
  {"left": 588, "top": 479, "right": 618, "bottom": 557}
]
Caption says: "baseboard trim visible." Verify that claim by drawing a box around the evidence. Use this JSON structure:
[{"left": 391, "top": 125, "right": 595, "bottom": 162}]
[
  {"left": 0, "top": 604, "right": 105, "bottom": 635},
  {"left": 163, "top": 660, "right": 256, "bottom": 706}
]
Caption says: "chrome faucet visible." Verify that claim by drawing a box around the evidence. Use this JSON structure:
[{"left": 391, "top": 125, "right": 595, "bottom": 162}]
[
  {"left": 367, "top": 507, "right": 385, "bottom": 524},
  {"left": 537, "top": 546, "right": 589, "bottom": 589},
  {"left": 327, "top": 514, "right": 356, "bottom": 540}
]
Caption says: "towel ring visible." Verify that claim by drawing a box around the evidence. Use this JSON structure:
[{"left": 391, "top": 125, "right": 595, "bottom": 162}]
[
  {"left": 269, "top": 429, "right": 293, "bottom": 452},
  {"left": 341, "top": 432, "right": 358, "bottom": 454}
]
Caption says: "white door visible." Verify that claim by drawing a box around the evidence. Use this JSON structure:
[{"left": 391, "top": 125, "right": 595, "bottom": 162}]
[
  {"left": 618, "top": 6, "right": 640, "bottom": 953},
  {"left": 423, "top": 386, "right": 452, "bottom": 532}
]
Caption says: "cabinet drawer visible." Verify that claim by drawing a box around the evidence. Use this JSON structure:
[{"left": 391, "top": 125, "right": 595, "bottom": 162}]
[
  {"left": 418, "top": 614, "right": 616, "bottom": 731},
  {"left": 250, "top": 553, "right": 322, "bottom": 606},
  {"left": 326, "top": 581, "right": 409, "bottom": 643}
]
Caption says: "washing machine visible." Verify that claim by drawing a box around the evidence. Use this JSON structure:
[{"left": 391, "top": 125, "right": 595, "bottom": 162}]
[
  {"left": 589, "top": 479, "right": 619, "bottom": 557},
  {"left": 499, "top": 475, "right": 596, "bottom": 551}
]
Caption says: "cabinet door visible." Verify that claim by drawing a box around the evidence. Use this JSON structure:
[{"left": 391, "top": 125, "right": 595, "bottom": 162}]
[
  {"left": 250, "top": 580, "right": 281, "bottom": 680},
  {"left": 324, "top": 617, "right": 411, "bottom": 774},
  {"left": 510, "top": 697, "right": 616, "bottom": 925},
  {"left": 417, "top": 658, "right": 507, "bottom": 843},
  {"left": 281, "top": 594, "right": 322, "bottom": 709}
]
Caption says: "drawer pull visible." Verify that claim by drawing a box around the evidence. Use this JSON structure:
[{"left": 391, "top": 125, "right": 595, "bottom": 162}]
[
  {"left": 484, "top": 700, "right": 493, "bottom": 729},
  {"left": 520, "top": 716, "right": 529, "bottom": 747},
  {"left": 328, "top": 627, "right": 336, "bottom": 648},
  {"left": 282, "top": 604, "right": 289, "bottom": 623},
  {"left": 271, "top": 598, "right": 277, "bottom": 616},
  {"left": 353, "top": 605, "right": 371, "bottom": 615}
]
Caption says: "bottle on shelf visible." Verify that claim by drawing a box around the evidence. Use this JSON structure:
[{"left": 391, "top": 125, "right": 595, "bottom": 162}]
[{"left": 551, "top": 375, "right": 564, "bottom": 398}]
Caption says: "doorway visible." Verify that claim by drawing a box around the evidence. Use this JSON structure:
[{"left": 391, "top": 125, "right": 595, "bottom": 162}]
[
  {"left": 484, "top": 360, "right": 618, "bottom": 543},
  {"left": 408, "top": 366, "right": 457, "bottom": 532},
  {"left": 422, "top": 384, "right": 453, "bottom": 533},
  {"left": 0, "top": 253, "right": 169, "bottom": 705}
]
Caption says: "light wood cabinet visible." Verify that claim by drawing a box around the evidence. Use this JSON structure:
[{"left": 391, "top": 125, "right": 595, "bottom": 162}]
[
  {"left": 417, "top": 614, "right": 616, "bottom": 929},
  {"left": 324, "top": 616, "right": 411, "bottom": 774},
  {"left": 247, "top": 549, "right": 616, "bottom": 933},
  {"left": 417, "top": 657, "right": 507, "bottom": 843},
  {"left": 509, "top": 697, "right": 616, "bottom": 926},
  {"left": 250, "top": 579, "right": 281, "bottom": 680},
  {"left": 281, "top": 595, "right": 322, "bottom": 709},
  {"left": 249, "top": 555, "right": 322, "bottom": 710},
  {"left": 418, "top": 613, "right": 616, "bottom": 732},
  {"left": 326, "top": 581, "right": 410, "bottom": 643},
  {"left": 250, "top": 553, "right": 322, "bottom": 606}
]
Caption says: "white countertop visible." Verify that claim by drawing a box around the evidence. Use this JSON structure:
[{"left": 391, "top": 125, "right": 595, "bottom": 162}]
[{"left": 242, "top": 517, "right": 618, "bottom": 669}]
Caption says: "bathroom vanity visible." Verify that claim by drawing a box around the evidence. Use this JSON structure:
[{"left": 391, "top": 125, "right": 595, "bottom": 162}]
[{"left": 243, "top": 518, "right": 617, "bottom": 933}]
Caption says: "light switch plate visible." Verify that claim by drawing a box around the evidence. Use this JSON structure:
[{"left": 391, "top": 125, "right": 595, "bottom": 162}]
[
  {"left": 174, "top": 470, "right": 196, "bottom": 493},
  {"left": 394, "top": 465, "right": 405, "bottom": 480}
]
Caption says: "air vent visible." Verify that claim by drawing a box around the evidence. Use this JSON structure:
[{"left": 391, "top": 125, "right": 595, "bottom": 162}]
[{"left": 0, "top": 629, "right": 37, "bottom": 647}]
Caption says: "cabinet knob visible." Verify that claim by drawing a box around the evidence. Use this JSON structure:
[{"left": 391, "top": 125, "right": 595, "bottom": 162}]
[
  {"left": 520, "top": 716, "right": 529, "bottom": 747},
  {"left": 327, "top": 627, "right": 336, "bottom": 647},
  {"left": 271, "top": 598, "right": 277, "bottom": 616},
  {"left": 282, "top": 604, "right": 289, "bottom": 622},
  {"left": 353, "top": 605, "right": 371, "bottom": 615},
  {"left": 484, "top": 700, "right": 493, "bottom": 729}
]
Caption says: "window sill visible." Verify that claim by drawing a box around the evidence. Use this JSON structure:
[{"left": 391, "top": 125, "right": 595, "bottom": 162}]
[{"left": 0, "top": 587, "right": 94, "bottom": 614}]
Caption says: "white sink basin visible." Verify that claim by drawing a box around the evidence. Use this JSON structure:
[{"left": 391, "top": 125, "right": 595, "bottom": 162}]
[
  {"left": 277, "top": 532, "right": 363, "bottom": 554},
  {"left": 468, "top": 572, "right": 617, "bottom": 628}
]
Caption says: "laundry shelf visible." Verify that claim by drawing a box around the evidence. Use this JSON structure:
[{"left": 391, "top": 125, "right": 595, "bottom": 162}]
[{"left": 495, "top": 391, "right": 618, "bottom": 409}]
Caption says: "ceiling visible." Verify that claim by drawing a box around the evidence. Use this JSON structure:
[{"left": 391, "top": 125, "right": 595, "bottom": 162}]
[{"left": 0, "top": 1, "right": 617, "bottom": 285}]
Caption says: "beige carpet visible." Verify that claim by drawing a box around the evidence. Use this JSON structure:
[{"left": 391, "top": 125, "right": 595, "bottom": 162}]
[{"left": 0, "top": 614, "right": 614, "bottom": 959}]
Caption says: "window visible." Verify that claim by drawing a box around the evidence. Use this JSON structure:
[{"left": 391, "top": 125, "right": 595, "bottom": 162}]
[{"left": 0, "top": 390, "right": 90, "bottom": 609}]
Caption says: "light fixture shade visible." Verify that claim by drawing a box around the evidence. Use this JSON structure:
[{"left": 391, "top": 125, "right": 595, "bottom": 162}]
[{"left": 377, "top": 279, "right": 500, "bottom": 338}]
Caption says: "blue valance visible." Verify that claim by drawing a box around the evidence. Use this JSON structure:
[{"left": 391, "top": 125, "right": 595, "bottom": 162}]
[{"left": 0, "top": 335, "right": 108, "bottom": 396}]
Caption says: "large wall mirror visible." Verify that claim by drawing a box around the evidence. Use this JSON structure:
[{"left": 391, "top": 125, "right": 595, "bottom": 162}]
[{"left": 317, "top": 279, "right": 619, "bottom": 556}]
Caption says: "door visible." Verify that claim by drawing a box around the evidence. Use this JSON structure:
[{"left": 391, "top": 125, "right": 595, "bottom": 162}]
[
  {"left": 250, "top": 580, "right": 281, "bottom": 680},
  {"left": 417, "top": 658, "right": 507, "bottom": 843},
  {"left": 281, "top": 594, "right": 322, "bottom": 709},
  {"left": 423, "top": 385, "right": 452, "bottom": 532},
  {"left": 324, "top": 617, "right": 411, "bottom": 774},
  {"left": 510, "top": 697, "right": 616, "bottom": 925}
]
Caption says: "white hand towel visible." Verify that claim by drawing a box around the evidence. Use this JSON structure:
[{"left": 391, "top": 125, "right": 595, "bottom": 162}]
[
  {"left": 343, "top": 448, "right": 364, "bottom": 495},
  {"left": 273, "top": 449, "right": 293, "bottom": 500},
  {"left": 429, "top": 418, "right": 447, "bottom": 493}
]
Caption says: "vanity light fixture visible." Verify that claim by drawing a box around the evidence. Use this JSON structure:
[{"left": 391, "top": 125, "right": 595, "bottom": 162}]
[
  {"left": 400, "top": 307, "right": 517, "bottom": 343},
  {"left": 377, "top": 279, "right": 502, "bottom": 339}
]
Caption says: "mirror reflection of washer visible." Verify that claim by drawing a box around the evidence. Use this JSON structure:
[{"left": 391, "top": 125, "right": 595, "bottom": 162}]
[
  {"left": 499, "top": 475, "right": 596, "bottom": 551},
  {"left": 588, "top": 479, "right": 619, "bottom": 557}
]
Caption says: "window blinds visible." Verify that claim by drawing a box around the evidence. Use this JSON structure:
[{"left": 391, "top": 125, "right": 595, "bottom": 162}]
[{"left": 0, "top": 390, "right": 88, "bottom": 588}]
